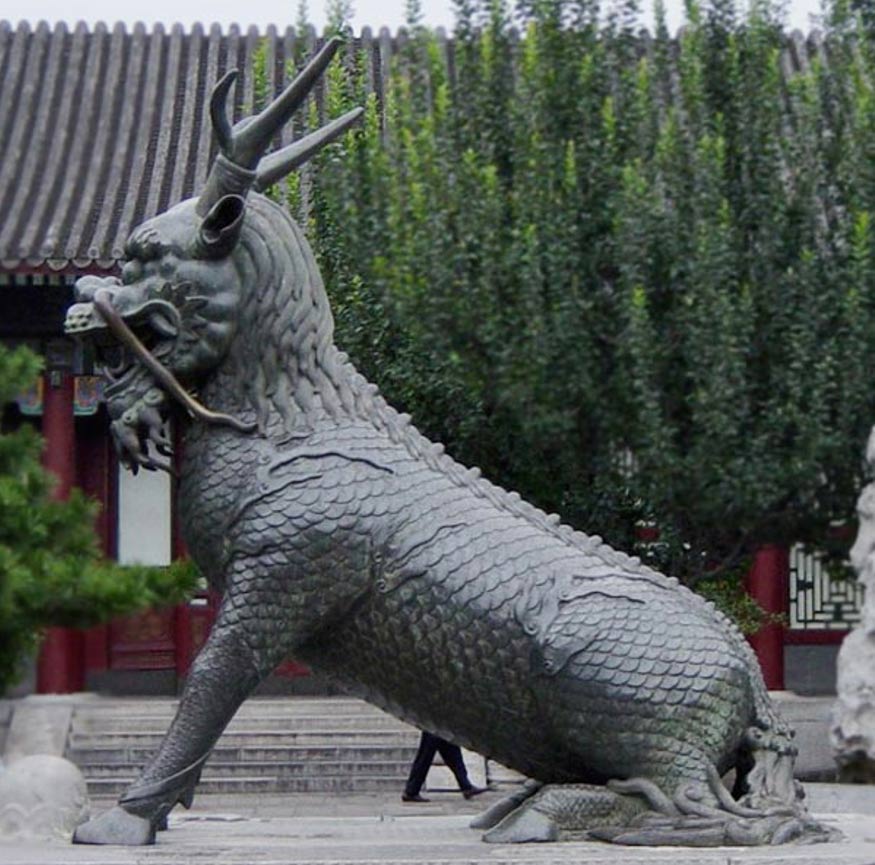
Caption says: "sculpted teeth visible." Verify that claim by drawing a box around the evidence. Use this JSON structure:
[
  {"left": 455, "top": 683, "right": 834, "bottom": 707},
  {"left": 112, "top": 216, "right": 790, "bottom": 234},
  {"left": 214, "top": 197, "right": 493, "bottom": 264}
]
[
  {"left": 149, "top": 311, "right": 179, "bottom": 338},
  {"left": 107, "top": 348, "right": 130, "bottom": 377}
]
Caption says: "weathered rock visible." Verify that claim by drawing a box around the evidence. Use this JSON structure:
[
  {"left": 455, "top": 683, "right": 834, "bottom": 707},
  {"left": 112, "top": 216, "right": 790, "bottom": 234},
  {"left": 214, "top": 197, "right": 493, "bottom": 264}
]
[
  {"left": 833, "top": 629, "right": 875, "bottom": 782},
  {"left": 0, "top": 755, "right": 89, "bottom": 840},
  {"left": 4, "top": 695, "right": 75, "bottom": 762},
  {"left": 831, "top": 438, "right": 875, "bottom": 782}
]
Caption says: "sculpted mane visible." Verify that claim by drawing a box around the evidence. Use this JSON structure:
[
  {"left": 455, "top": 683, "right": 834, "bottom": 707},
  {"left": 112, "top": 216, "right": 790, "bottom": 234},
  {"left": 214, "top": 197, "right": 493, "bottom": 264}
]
[{"left": 224, "top": 194, "right": 356, "bottom": 431}]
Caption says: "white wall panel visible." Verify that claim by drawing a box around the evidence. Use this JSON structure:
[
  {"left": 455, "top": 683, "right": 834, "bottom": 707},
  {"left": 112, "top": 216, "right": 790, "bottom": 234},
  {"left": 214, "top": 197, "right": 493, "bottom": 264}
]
[{"left": 117, "top": 466, "right": 171, "bottom": 566}]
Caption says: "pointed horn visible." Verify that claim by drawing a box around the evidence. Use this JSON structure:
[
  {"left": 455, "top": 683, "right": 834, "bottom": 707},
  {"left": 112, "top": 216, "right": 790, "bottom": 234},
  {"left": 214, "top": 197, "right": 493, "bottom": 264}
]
[
  {"left": 209, "top": 69, "right": 238, "bottom": 153},
  {"left": 197, "top": 38, "right": 347, "bottom": 216},
  {"left": 234, "top": 37, "right": 343, "bottom": 168},
  {"left": 254, "top": 107, "right": 365, "bottom": 191}
]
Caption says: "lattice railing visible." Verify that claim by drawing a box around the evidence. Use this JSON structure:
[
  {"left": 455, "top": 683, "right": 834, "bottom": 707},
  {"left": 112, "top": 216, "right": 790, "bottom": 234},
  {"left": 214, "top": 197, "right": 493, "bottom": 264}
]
[{"left": 788, "top": 544, "right": 864, "bottom": 630}]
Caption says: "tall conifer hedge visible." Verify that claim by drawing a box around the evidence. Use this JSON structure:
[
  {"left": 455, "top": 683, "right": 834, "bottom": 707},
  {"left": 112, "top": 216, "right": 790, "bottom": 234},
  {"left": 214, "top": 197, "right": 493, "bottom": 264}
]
[{"left": 283, "top": 0, "right": 875, "bottom": 616}]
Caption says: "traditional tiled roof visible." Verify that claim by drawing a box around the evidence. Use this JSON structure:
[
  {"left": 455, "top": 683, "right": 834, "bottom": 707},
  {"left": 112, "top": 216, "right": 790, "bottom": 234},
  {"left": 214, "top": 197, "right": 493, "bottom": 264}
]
[
  {"left": 0, "top": 20, "right": 823, "bottom": 273},
  {"left": 0, "top": 21, "right": 393, "bottom": 272}
]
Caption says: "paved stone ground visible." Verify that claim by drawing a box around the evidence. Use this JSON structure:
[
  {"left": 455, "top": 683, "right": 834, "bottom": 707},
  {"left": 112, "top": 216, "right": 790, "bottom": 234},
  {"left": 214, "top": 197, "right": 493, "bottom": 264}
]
[{"left": 2, "top": 786, "right": 874, "bottom": 865}]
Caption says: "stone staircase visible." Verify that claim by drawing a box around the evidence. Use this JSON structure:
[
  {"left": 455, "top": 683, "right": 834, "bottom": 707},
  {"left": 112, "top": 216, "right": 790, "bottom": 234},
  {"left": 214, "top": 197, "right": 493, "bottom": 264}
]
[{"left": 65, "top": 697, "right": 423, "bottom": 799}]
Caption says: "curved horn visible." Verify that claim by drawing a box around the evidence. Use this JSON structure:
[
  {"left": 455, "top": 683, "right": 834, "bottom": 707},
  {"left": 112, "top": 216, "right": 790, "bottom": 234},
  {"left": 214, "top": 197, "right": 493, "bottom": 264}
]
[
  {"left": 209, "top": 69, "right": 238, "bottom": 153},
  {"left": 234, "top": 37, "right": 343, "bottom": 167},
  {"left": 198, "top": 36, "right": 358, "bottom": 217},
  {"left": 254, "top": 107, "right": 364, "bottom": 191}
]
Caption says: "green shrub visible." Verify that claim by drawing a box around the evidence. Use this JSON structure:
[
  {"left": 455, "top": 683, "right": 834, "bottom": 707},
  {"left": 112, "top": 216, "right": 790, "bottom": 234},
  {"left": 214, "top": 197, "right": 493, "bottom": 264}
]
[{"left": 0, "top": 344, "right": 198, "bottom": 693}]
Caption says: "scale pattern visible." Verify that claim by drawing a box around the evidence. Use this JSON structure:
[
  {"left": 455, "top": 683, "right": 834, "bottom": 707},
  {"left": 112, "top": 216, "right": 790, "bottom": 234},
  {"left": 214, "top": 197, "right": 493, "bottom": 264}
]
[
  {"left": 177, "top": 413, "right": 768, "bottom": 788},
  {"left": 65, "top": 190, "right": 822, "bottom": 847}
]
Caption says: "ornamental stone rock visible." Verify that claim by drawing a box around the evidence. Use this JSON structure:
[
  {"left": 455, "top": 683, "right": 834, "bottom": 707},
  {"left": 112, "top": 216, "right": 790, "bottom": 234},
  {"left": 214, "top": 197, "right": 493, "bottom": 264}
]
[
  {"left": 0, "top": 755, "right": 89, "bottom": 840},
  {"left": 832, "top": 428, "right": 875, "bottom": 782}
]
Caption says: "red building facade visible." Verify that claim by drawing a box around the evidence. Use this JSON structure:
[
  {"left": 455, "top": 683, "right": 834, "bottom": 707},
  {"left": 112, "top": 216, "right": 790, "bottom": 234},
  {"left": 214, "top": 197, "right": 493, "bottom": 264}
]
[{"left": 0, "top": 21, "right": 332, "bottom": 694}]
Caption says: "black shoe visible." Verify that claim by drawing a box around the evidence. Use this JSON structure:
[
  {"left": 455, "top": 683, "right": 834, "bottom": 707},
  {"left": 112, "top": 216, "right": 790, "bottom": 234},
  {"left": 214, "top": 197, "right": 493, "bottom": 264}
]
[
  {"left": 462, "top": 786, "right": 488, "bottom": 799},
  {"left": 401, "top": 793, "right": 430, "bottom": 802}
]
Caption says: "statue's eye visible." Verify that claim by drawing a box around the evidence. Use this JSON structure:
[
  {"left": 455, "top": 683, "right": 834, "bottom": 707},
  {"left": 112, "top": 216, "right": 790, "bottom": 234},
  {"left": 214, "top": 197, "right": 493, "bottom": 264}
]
[
  {"left": 121, "top": 260, "right": 144, "bottom": 285},
  {"left": 159, "top": 257, "right": 178, "bottom": 278}
]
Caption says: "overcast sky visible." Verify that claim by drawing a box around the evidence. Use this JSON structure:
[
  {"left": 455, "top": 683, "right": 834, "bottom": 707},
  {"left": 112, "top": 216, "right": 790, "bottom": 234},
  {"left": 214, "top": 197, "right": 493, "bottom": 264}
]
[{"left": 1, "top": 0, "right": 827, "bottom": 35}]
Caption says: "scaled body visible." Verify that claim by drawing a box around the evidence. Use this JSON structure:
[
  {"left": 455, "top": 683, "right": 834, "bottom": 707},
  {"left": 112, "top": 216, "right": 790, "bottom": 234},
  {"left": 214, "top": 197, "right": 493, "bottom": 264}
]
[{"left": 64, "top": 42, "right": 829, "bottom": 847}]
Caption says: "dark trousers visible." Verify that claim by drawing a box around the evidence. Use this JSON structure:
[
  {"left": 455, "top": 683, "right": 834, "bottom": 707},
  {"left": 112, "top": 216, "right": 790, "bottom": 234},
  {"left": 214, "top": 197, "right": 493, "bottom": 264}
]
[{"left": 404, "top": 732, "right": 472, "bottom": 796}]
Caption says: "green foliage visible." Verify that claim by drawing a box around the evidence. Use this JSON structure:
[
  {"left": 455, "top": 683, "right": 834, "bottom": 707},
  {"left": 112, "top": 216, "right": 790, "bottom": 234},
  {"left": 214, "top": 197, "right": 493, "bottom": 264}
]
[
  {"left": 697, "top": 572, "right": 786, "bottom": 635},
  {"left": 0, "top": 344, "right": 198, "bottom": 693},
  {"left": 326, "top": 0, "right": 355, "bottom": 36},
  {"left": 295, "top": 0, "right": 311, "bottom": 34},
  {"left": 295, "top": 1, "right": 875, "bottom": 622},
  {"left": 251, "top": 38, "right": 271, "bottom": 113}
]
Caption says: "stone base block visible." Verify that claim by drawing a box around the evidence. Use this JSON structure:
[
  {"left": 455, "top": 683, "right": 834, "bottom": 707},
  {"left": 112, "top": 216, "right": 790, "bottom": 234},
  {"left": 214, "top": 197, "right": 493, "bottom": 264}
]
[{"left": 0, "top": 755, "right": 90, "bottom": 840}]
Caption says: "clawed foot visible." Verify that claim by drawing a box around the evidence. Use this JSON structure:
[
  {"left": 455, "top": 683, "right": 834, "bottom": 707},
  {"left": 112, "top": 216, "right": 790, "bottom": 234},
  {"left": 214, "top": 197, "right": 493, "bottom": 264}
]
[
  {"left": 483, "top": 805, "right": 559, "bottom": 842},
  {"left": 481, "top": 782, "right": 644, "bottom": 843},
  {"left": 476, "top": 777, "right": 840, "bottom": 847},
  {"left": 589, "top": 811, "right": 840, "bottom": 846},
  {"left": 72, "top": 805, "right": 156, "bottom": 846},
  {"left": 470, "top": 779, "right": 542, "bottom": 830}
]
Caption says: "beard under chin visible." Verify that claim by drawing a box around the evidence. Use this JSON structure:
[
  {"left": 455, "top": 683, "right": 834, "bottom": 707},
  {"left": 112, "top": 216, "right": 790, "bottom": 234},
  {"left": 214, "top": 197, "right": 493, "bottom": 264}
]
[{"left": 104, "top": 363, "right": 158, "bottom": 421}]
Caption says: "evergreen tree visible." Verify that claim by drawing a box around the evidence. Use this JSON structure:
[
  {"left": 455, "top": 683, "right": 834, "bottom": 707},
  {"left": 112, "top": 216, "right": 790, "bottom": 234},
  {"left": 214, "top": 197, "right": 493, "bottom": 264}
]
[
  {"left": 293, "top": 0, "right": 875, "bottom": 626},
  {"left": 326, "top": 0, "right": 355, "bottom": 36},
  {"left": 0, "top": 344, "right": 197, "bottom": 693}
]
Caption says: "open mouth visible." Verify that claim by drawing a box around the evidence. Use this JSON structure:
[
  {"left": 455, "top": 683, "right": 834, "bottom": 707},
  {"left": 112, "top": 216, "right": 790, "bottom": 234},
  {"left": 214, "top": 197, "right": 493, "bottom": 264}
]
[
  {"left": 67, "top": 288, "right": 257, "bottom": 436},
  {"left": 66, "top": 296, "right": 182, "bottom": 389},
  {"left": 101, "top": 344, "right": 152, "bottom": 395}
]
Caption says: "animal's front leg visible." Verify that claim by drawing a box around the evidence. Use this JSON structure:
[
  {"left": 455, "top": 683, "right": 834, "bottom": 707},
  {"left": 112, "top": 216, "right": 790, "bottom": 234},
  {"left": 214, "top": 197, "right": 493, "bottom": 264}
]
[{"left": 73, "top": 608, "right": 281, "bottom": 845}]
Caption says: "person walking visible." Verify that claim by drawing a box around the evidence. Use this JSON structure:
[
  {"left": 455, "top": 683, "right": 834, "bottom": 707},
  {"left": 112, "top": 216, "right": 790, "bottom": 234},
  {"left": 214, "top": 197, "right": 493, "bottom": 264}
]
[{"left": 402, "top": 731, "right": 488, "bottom": 802}]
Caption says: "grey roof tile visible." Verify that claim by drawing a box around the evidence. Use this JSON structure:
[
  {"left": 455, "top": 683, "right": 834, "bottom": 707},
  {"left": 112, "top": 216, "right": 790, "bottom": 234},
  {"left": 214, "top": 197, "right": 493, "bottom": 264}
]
[
  {"left": 0, "top": 21, "right": 826, "bottom": 272},
  {"left": 0, "top": 21, "right": 326, "bottom": 272}
]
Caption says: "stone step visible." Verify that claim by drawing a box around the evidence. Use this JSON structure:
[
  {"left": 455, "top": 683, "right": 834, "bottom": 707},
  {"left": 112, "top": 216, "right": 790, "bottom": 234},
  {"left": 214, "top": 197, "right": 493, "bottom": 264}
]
[
  {"left": 86, "top": 773, "right": 407, "bottom": 797},
  {"left": 70, "top": 726, "right": 418, "bottom": 742},
  {"left": 69, "top": 734, "right": 420, "bottom": 753},
  {"left": 66, "top": 697, "right": 424, "bottom": 798},
  {"left": 69, "top": 698, "right": 392, "bottom": 718},
  {"left": 70, "top": 717, "right": 410, "bottom": 736},
  {"left": 71, "top": 702, "right": 408, "bottom": 716},
  {"left": 69, "top": 701, "right": 410, "bottom": 714},
  {"left": 70, "top": 717, "right": 415, "bottom": 735},
  {"left": 76, "top": 758, "right": 414, "bottom": 779},
  {"left": 70, "top": 743, "right": 417, "bottom": 765},
  {"left": 487, "top": 762, "right": 526, "bottom": 787},
  {"left": 85, "top": 776, "right": 278, "bottom": 797},
  {"left": 71, "top": 712, "right": 412, "bottom": 734},
  {"left": 69, "top": 734, "right": 418, "bottom": 752}
]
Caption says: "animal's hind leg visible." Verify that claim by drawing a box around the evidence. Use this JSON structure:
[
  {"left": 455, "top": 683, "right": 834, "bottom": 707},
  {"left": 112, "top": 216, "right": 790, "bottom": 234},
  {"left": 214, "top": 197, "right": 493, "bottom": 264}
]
[
  {"left": 73, "top": 609, "right": 280, "bottom": 845},
  {"left": 480, "top": 769, "right": 770, "bottom": 845},
  {"left": 482, "top": 783, "right": 648, "bottom": 843},
  {"left": 470, "top": 779, "right": 543, "bottom": 830}
]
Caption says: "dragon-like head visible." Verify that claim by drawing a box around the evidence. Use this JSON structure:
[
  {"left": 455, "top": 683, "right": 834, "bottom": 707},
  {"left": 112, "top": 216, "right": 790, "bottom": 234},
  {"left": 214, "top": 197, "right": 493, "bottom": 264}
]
[{"left": 64, "top": 39, "right": 362, "bottom": 472}]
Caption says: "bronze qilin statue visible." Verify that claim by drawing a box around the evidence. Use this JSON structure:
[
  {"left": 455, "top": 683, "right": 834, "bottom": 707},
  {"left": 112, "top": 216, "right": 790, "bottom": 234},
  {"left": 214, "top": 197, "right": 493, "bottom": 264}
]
[{"left": 65, "top": 39, "right": 832, "bottom": 847}]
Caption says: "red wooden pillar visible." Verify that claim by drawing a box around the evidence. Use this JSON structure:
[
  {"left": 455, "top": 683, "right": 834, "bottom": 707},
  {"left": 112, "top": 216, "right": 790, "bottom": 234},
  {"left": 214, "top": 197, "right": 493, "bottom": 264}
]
[
  {"left": 745, "top": 545, "right": 788, "bottom": 691},
  {"left": 77, "top": 415, "right": 114, "bottom": 676},
  {"left": 174, "top": 603, "right": 194, "bottom": 680},
  {"left": 37, "top": 366, "right": 85, "bottom": 693}
]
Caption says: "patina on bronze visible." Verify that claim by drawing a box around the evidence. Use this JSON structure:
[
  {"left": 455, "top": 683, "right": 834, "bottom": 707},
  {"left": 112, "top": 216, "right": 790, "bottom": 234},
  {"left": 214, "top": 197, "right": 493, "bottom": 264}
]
[
  {"left": 91, "top": 289, "right": 256, "bottom": 434},
  {"left": 65, "top": 38, "right": 833, "bottom": 848}
]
